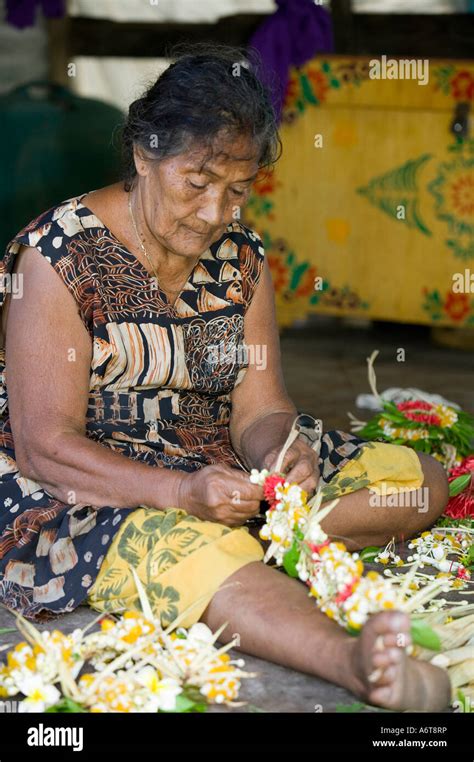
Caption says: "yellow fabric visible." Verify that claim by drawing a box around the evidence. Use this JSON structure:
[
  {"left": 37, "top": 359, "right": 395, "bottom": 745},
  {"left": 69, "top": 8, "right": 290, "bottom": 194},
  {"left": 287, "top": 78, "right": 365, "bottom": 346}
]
[
  {"left": 323, "top": 441, "right": 424, "bottom": 498},
  {"left": 87, "top": 441, "right": 424, "bottom": 628},
  {"left": 87, "top": 507, "right": 264, "bottom": 628}
]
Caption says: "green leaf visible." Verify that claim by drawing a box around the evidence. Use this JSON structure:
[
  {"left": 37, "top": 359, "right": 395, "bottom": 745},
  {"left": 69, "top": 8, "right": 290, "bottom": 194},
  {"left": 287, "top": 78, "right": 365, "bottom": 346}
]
[
  {"left": 411, "top": 619, "right": 441, "bottom": 651},
  {"left": 336, "top": 701, "right": 366, "bottom": 713},
  {"left": 449, "top": 473, "right": 472, "bottom": 497},
  {"left": 455, "top": 689, "right": 472, "bottom": 713},
  {"left": 346, "top": 625, "right": 361, "bottom": 637},
  {"left": 360, "top": 546, "right": 381, "bottom": 562},
  {"left": 283, "top": 538, "right": 301, "bottom": 578},
  {"left": 159, "top": 692, "right": 207, "bottom": 713},
  {"left": 0, "top": 628, "right": 16, "bottom": 634},
  {"left": 45, "top": 697, "right": 87, "bottom": 713}
]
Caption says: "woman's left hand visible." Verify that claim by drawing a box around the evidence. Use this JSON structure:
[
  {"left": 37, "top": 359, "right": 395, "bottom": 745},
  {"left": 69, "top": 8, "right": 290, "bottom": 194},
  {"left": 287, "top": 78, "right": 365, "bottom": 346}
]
[{"left": 260, "top": 437, "right": 320, "bottom": 496}]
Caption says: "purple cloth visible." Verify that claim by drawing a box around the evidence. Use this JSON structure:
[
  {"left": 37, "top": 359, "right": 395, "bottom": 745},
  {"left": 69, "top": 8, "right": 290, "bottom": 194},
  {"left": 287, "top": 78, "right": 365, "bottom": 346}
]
[
  {"left": 6, "top": 0, "right": 65, "bottom": 29},
  {"left": 249, "top": 0, "right": 334, "bottom": 122}
]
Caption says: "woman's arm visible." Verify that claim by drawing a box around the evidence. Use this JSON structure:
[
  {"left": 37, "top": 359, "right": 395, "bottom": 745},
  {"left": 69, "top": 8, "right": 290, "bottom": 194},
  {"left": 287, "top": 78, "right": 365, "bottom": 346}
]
[
  {"left": 5, "top": 246, "right": 183, "bottom": 510},
  {"left": 229, "top": 254, "right": 298, "bottom": 467}
]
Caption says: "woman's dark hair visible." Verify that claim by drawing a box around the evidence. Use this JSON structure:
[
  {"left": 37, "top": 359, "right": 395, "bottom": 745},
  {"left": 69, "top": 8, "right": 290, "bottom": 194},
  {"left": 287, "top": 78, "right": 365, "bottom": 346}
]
[{"left": 119, "top": 42, "right": 282, "bottom": 191}]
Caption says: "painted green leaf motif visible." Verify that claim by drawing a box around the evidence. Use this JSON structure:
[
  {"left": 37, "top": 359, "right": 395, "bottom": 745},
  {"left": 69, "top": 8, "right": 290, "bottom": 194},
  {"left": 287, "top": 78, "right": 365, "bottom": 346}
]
[
  {"left": 300, "top": 73, "right": 319, "bottom": 105},
  {"left": 117, "top": 523, "right": 154, "bottom": 566},
  {"left": 357, "top": 153, "right": 432, "bottom": 235},
  {"left": 290, "top": 261, "right": 309, "bottom": 290}
]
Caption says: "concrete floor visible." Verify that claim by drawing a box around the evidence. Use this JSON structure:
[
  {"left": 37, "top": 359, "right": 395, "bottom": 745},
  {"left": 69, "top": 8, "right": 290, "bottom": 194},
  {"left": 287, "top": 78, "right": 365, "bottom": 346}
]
[{"left": 1, "top": 317, "right": 472, "bottom": 713}]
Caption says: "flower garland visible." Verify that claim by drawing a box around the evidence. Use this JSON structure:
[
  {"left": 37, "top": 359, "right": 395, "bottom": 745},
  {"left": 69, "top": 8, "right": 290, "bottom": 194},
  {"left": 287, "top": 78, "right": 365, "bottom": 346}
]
[
  {"left": 251, "top": 468, "right": 472, "bottom": 639},
  {"left": 351, "top": 397, "right": 474, "bottom": 467},
  {"left": 348, "top": 350, "right": 474, "bottom": 518},
  {"left": 0, "top": 569, "right": 254, "bottom": 713},
  {"left": 348, "top": 351, "right": 474, "bottom": 472}
]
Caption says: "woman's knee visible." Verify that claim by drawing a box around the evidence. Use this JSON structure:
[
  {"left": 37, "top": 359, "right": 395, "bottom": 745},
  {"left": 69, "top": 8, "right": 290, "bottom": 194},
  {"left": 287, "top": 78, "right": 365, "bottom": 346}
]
[{"left": 417, "top": 452, "right": 449, "bottom": 520}]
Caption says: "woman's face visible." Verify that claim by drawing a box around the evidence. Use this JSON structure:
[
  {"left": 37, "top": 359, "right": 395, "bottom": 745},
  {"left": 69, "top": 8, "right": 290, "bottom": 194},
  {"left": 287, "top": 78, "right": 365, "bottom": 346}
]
[{"left": 133, "top": 133, "right": 260, "bottom": 258}]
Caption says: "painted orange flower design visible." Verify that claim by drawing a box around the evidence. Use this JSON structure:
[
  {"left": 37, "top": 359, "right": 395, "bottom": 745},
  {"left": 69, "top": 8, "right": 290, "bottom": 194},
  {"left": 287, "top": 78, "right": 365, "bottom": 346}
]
[
  {"left": 283, "top": 72, "right": 300, "bottom": 108},
  {"left": 252, "top": 169, "right": 278, "bottom": 197},
  {"left": 444, "top": 292, "right": 470, "bottom": 322},
  {"left": 268, "top": 254, "right": 289, "bottom": 293},
  {"left": 450, "top": 174, "right": 474, "bottom": 218},
  {"left": 306, "top": 68, "right": 330, "bottom": 103},
  {"left": 450, "top": 71, "right": 474, "bottom": 101}
]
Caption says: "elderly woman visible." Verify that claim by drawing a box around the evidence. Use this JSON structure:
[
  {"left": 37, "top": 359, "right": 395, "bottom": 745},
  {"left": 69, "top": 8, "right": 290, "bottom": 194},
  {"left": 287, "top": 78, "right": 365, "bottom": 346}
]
[{"left": 0, "top": 45, "right": 451, "bottom": 711}]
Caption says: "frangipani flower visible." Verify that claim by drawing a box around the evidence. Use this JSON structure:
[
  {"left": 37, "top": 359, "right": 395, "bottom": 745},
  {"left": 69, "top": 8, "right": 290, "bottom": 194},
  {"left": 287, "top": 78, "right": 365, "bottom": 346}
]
[
  {"left": 17, "top": 675, "right": 61, "bottom": 713},
  {"left": 135, "top": 669, "right": 182, "bottom": 711},
  {"left": 0, "top": 569, "right": 255, "bottom": 712}
]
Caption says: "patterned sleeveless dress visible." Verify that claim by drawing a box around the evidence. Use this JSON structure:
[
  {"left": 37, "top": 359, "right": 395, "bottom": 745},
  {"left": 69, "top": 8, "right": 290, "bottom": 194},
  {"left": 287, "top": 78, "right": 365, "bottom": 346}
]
[{"left": 0, "top": 191, "right": 424, "bottom": 625}]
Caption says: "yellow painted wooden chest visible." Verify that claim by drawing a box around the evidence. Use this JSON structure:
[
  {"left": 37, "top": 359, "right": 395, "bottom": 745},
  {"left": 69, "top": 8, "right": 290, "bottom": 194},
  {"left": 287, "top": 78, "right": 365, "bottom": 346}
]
[{"left": 244, "top": 55, "right": 474, "bottom": 329}]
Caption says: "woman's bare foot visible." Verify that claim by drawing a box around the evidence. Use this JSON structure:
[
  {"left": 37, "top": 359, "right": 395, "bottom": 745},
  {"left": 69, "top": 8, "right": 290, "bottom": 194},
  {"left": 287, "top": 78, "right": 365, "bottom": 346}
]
[{"left": 349, "top": 611, "right": 452, "bottom": 711}]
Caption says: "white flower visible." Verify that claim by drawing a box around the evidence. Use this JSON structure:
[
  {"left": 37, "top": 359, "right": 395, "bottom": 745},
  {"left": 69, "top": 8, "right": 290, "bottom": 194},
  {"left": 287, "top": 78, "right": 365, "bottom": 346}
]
[
  {"left": 186, "top": 623, "right": 214, "bottom": 645},
  {"left": 249, "top": 468, "right": 269, "bottom": 486},
  {"left": 136, "top": 669, "right": 181, "bottom": 711},
  {"left": 18, "top": 676, "right": 61, "bottom": 712}
]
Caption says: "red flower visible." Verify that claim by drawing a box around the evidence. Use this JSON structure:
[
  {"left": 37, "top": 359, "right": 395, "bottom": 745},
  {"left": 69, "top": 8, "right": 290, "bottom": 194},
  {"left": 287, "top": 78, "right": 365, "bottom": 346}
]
[
  {"left": 445, "top": 456, "right": 474, "bottom": 519},
  {"left": 456, "top": 566, "right": 471, "bottom": 581},
  {"left": 444, "top": 292, "right": 470, "bottom": 322},
  {"left": 397, "top": 401, "right": 433, "bottom": 412},
  {"left": 396, "top": 400, "right": 441, "bottom": 426},
  {"left": 263, "top": 473, "right": 286, "bottom": 507},
  {"left": 334, "top": 576, "right": 358, "bottom": 605},
  {"left": 451, "top": 71, "right": 474, "bottom": 101},
  {"left": 307, "top": 540, "right": 330, "bottom": 554}
]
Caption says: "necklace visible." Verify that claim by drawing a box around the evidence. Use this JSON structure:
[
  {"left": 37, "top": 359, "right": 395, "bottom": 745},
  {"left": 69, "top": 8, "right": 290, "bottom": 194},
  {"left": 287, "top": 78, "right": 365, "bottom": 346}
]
[
  {"left": 128, "top": 187, "right": 161, "bottom": 287},
  {"left": 127, "top": 187, "right": 191, "bottom": 304}
]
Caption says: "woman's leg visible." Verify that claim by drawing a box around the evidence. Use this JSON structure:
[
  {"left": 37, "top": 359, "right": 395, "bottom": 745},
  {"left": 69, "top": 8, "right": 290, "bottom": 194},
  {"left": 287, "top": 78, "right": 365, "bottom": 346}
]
[
  {"left": 199, "top": 559, "right": 452, "bottom": 711},
  {"left": 319, "top": 452, "right": 449, "bottom": 551},
  {"left": 199, "top": 451, "right": 452, "bottom": 711}
]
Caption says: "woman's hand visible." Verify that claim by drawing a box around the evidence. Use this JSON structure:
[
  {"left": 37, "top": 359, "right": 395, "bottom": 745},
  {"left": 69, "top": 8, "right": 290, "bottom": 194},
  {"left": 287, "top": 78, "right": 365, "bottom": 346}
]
[
  {"left": 177, "top": 463, "right": 264, "bottom": 527},
  {"left": 260, "top": 437, "right": 319, "bottom": 496}
]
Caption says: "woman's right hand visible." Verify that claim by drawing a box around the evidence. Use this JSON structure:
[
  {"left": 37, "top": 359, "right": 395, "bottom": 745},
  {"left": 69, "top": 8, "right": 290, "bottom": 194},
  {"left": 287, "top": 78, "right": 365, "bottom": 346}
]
[{"left": 177, "top": 463, "right": 264, "bottom": 527}]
